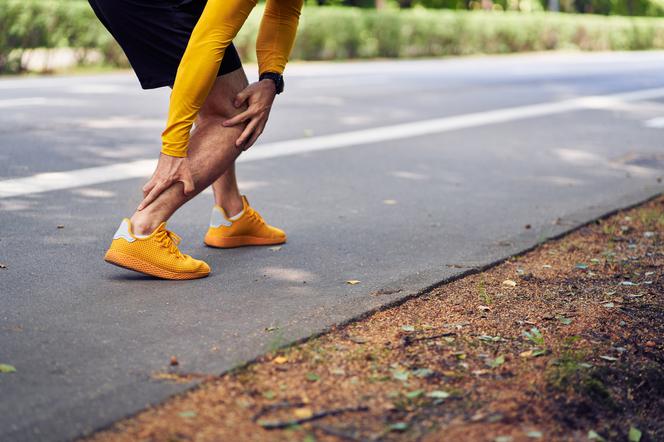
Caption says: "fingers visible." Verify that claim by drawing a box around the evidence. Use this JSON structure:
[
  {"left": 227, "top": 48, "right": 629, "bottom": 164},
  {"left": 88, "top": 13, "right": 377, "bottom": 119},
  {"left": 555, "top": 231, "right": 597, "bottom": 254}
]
[
  {"left": 142, "top": 179, "right": 155, "bottom": 198},
  {"left": 236, "top": 118, "right": 260, "bottom": 148},
  {"left": 234, "top": 89, "right": 249, "bottom": 108},
  {"left": 137, "top": 180, "right": 170, "bottom": 211},
  {"left": 243, "top": 119, "right": 266, "bottom": 150},
  {"left": 223, "top": 109, "right": 252, "bottom": 127},
  {"left": 180, "top": 174, "right": 195, "bottom": 196}
]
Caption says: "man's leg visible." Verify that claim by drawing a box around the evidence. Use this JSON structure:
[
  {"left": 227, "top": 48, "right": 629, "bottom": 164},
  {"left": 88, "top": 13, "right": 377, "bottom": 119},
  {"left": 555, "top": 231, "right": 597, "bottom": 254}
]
[
  {"left": 210, "top": 165, "right": 243, "bottom": 217},
  {"left": 129, "top": 68, "right": 249, "bottom": 234}
]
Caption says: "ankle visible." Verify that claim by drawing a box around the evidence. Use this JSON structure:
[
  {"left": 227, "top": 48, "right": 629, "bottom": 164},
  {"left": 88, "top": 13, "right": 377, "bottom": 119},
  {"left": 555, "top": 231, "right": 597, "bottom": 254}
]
[
  {"left": 130, "top": 213, "right": 161, "bottom": 236},
  {"left": 217, "top": 194, "right": 243, "bottom": 218}
]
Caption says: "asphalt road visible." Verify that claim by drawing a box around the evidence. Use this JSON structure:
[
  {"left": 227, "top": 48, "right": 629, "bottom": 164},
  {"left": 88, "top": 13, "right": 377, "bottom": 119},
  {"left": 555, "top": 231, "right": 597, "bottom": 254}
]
[{"left": 1, "top": 52, "right": 664, "bottom": 442}]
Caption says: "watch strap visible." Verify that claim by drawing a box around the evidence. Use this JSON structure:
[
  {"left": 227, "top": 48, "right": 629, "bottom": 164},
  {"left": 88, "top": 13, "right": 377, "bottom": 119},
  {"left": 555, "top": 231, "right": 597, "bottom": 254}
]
[{"left": 259, "top": 72, "right": 284, "bottom": 94}]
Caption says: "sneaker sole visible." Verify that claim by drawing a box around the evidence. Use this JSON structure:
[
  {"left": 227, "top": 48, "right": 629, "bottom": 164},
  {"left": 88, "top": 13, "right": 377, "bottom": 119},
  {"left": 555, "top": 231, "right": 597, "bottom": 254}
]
[
  {"left": 204, "top": 234, "right": 287, "bottom": 249},
  {"left": 104, "top": 250, "right": 210, "bottom": 280}
]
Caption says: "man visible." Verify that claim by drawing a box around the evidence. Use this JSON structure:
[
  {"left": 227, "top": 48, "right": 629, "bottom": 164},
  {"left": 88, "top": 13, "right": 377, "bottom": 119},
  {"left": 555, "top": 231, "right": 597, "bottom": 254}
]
[{"left": 88, "top": 0, "right": 303, "bottom": 279}]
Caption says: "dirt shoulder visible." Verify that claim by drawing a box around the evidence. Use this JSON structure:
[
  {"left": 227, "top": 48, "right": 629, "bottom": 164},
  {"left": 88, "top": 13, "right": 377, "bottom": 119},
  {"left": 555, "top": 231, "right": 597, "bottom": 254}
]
[{"left": 86, "top": 196, "right": 663, "bottom": 442}]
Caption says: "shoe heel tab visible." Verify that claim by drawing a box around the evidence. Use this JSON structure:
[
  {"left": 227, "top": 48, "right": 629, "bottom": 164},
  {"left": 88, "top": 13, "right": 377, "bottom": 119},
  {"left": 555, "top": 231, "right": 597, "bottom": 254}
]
[
  {"left": 113, "top": 219, "right": 136, "bottom": 243},
  {"left": 210, "top": 206, "right": 232, "bottom": 228}
]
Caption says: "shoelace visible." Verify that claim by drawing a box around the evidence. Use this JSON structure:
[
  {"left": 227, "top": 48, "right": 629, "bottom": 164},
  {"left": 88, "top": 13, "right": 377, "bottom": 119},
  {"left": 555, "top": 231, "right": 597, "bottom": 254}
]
[
  {"left": 247, "top": 210, "right": 264, "bottom": 225},
  {"left": 154, "top": 229, "right": 184, "bottom": 259}
]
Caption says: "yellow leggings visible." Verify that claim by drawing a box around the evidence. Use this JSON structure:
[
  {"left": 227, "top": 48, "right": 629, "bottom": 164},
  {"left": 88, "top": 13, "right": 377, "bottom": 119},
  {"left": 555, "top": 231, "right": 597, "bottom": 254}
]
[{"left": 161, "top": 0, "right": 303, "bottom": 158}]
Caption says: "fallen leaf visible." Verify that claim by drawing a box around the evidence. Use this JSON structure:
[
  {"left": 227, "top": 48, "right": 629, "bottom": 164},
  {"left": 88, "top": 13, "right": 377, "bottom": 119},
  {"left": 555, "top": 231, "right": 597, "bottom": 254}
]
[
  {"left": 621, "top": 281, "right": 637, "bottom": 286},
  {"left": 487, "top": 355, "right": 505, "bottom": 368},
  {"left": 346, "top": 280, "right": 361, "bottom": 285},
  {"left": 262, "top": 390, "right": 276, "bottom": 400},
  {"left": 406, "top": 389, "right": 424, "bottom": 399},
  {"left": 273, "top": 356, "right": 288, "bottom": 365},
  {"left": 602, "top": 302, "right": 615, "bottom": 308},
  {"left": 645, "top": 341, "right": 656, "bottom": 347},
  {"left": 0, "top": 364, "right": 16, "bottom": 373},
  {"left": 401, "top": 325, "right": 415, "bottom": 332},
  {"left": 520, "top": 350, "right": 534, "bottom": 358},
  {"left": 519, "top": 348, "right": 548, "bottom": 359},
  {"left": 305, "top": 372, "right": 320, "bottom": 382},
  {"left": 494, "top": 437, "right": 513, "bottom": 442},
  {"left": 575, "top": 263, "right": 588, "bottom": 270},
  {"left": 628, "top": 426, "right": 642, "bottom": 442},
  {"left": 542, "top": 264, "right": 552, "bottom": 269},
  {"left": 427, "top": 390, "right": 450, "bottom": 399},
  {"left": 412, "top": 368, "right": 434, "bottom": 378},
  {"left": 599, "top": 355, "right": 618, "bottom": 362},
  {"left": 479, "top": 335, "right": 502, "bottom": 342},
  {"left": 392, "top": 369, "right": 409, "bottom": 381},
  {"left": 389, "top": 422, "right": 408, "bottom": 432},
  {"left": 268, "top": 246, "right": 281, "bottom": 251},
  {"left": 294, "top": 407, "right": 313, "bottom": 419},
  {"left": 526, "top": 430, "right": 543, "bottom": 439},
  {"left": 557, "top": 315, "right": 573, "bottom": 325},
  {"left": 588, "top": 430, "right": 606, "bottom": 441},
  {"left": 330, "top": 368, "right": 346, "bottom": 376},
  {"left": 178, "top": 410, "right": 197, "bottom": 418},
  {"left": 348, "top": 336, "right": 367, "bottom": 344},
  {"left": 502, "top": 279, "right": 517, "bottom": 287}
]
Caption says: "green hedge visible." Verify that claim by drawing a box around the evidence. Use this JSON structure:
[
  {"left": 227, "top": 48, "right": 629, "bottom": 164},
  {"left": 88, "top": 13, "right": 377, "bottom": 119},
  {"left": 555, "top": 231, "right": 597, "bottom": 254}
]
[
  {"left": 3, "top": 0, "right": 664, "bottom": 73},
  {"left": 242, "top": 7, "right": 664, "bottom": 60}
]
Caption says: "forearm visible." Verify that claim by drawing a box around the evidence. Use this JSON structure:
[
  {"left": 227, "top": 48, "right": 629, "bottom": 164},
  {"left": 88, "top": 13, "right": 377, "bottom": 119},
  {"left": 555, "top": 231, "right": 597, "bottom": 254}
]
[
  {"left": 256, "top": 0, "right": 303, "bottom": 76},
  {"left": 161, "top": 0, "right": 257, "bottom": 157}
]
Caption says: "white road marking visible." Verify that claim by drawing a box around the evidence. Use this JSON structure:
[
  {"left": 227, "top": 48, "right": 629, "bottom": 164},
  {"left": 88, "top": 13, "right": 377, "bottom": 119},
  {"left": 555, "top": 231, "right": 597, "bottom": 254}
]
[
  {"left": 78, "top": 117, "right": 164, "bottom": 129},
  {"left": 0, "top": 97, "right": 88, "bottom": 108},
  {"left": 2, "top": 86, "right": 664, "bottom": 199},
  {"left": 643, "top": 116, "right": 664, "bottom": 128}
]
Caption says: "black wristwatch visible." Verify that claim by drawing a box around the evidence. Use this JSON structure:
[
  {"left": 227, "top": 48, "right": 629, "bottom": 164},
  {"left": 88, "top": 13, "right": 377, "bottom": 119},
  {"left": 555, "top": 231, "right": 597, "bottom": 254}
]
[{"left": 259, "top": 72, "right": 284, "bottom": 95}]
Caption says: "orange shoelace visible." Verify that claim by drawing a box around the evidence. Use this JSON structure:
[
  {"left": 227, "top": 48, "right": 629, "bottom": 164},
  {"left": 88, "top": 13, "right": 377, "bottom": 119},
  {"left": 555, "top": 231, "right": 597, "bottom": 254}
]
[
  {"left": 155, "top": 229, "right": 183, "bottom": 259},
  {"left": 247, "top": 210, "right": 264, "bottom": 225}
]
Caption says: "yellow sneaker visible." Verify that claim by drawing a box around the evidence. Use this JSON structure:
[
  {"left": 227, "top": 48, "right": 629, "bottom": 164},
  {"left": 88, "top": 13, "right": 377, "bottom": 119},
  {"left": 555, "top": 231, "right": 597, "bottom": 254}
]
[
  {"left": 204, "top": 196, "right": 287, "bottom": 248},
  {"left": 105, "top": 219, "right": 210, "bottom": 280}
]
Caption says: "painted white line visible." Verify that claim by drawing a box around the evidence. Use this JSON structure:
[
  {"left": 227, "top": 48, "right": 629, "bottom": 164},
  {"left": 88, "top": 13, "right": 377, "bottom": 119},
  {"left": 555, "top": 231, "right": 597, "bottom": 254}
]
[
  {"left": 0, "top": 97, "right": 88, "bottom": 108},
  {"left": 643, "top": 116, "right": 664, "bottom": 128},
  {"left": 2, "top": 86, "right": 664, "bottom": 199}
]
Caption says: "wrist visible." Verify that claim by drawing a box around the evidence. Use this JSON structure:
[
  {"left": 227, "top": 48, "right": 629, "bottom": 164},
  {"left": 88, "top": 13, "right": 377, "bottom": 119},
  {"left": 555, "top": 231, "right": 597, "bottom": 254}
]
[
  {"left": 259, "top": 78, "right": 277, "bottom": 95},
  {"left": 259, "top": 72, "right": 284, "bottom": 94}
]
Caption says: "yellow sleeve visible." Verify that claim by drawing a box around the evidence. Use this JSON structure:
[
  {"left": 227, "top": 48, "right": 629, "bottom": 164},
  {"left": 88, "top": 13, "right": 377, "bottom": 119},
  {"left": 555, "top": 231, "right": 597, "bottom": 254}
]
[
  {"left": 256, "top": 0, "right": 304, "bottom": 76},
  {"left": 161, "top": 0, "right": 257, "bottom": 158}
]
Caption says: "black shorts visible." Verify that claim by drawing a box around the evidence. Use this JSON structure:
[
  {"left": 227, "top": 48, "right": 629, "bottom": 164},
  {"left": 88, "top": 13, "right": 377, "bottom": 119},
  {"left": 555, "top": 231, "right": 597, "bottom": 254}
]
[{"left": 88, "top": 0, "right": 243, "bottom": 89}]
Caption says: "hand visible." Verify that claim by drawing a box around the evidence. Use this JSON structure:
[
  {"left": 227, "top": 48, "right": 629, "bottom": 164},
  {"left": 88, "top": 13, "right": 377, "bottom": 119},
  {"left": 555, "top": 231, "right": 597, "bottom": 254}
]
[
  {"left": 138, "top": 153, "right": 195, "bottom": 211},
  {"left": 222, "top": 79, "right": 276, "bottom": 150}
]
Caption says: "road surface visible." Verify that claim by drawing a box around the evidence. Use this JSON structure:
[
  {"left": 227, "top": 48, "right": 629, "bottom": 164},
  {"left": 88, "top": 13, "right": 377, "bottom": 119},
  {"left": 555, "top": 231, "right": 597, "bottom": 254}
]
[{"left": 1, "top": 52, "right": 663, "bottom": 441}]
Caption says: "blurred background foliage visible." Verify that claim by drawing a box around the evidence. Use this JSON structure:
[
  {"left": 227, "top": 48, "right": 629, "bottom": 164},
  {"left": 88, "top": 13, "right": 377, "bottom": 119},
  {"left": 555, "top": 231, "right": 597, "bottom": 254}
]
[{"left": 2, "top": 0, "right": 664, "bottom": 74}]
